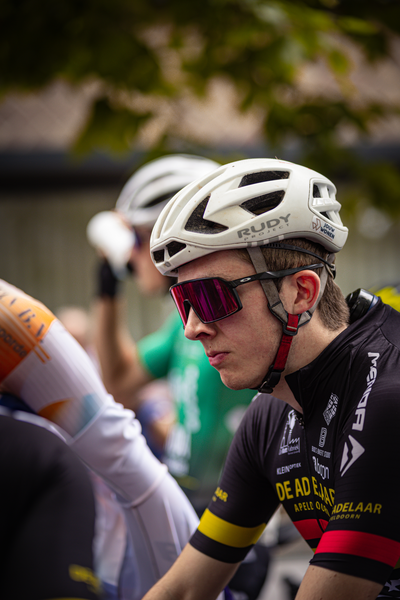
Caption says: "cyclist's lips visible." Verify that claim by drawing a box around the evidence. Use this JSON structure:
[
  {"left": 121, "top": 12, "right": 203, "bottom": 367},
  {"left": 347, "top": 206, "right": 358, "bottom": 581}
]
[{"left": 206, "top": 351, "right": 229, "bottom": 367}]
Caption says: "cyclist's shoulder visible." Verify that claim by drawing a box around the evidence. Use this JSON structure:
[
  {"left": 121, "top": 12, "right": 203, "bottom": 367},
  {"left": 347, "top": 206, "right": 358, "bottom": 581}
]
[
  {"left": 344, "top": 300, "right": 400, "bottom": 360},
  {"left": 378, "top": 302, "right": 400, "bottom": 350},
  {"left": 238, "top": 393, "right": 291, "bottom": 440},
  {"left": 249, "top": 392, "right": 290, "bottom": 415}
]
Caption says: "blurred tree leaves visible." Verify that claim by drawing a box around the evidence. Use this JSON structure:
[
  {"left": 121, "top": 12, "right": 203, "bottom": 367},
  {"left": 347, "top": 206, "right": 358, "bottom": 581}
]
[
  {"left": 75, "top": 98, "right": 153, "bottom": 154},
  {"left": 1, "top": 0, "right": 400, "bottom": 215}
]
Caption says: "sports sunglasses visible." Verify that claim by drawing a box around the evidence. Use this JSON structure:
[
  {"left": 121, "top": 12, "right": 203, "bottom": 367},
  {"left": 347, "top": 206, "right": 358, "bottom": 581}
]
[{"left": 170, "top": 264, "right": 324, "bottom": 326}]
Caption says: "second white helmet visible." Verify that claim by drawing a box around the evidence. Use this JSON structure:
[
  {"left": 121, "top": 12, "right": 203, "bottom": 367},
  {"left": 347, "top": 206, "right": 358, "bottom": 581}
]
[{"left": 116, "top": 154, "right": 221, "bottom": 228}]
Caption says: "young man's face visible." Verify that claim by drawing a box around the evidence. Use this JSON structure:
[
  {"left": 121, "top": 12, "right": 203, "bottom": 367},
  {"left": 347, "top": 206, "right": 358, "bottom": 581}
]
[{"left": 177, "top": 249, "right": 282, "bottom": 391}]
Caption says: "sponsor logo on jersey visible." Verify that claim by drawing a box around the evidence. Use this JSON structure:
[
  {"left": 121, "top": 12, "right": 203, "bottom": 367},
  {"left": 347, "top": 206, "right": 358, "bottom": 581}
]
[
  {"left": 340, "top": 434, "right": 365, "bottom": 476},
  {"left": 279, "top": 409, "right": 300, "bottom": 455},
  {"left": 352, "top": 352, "right": 379, "bottom": 432},
  {"left": 382, "top": 577, "right": 400, "bottom": 595},
  {"left": 312, "top": 456, "right": 329, "bottom": 480},
  {"left": 69, "top": 565, "right": 100, "bottom": 595},
  {"left": 0, "top": 282, "right": 55, "bottom": 379},
  {"left": 0, "top": 327, "right": 27, "bottom": 358},
  {"left": 323, "top": 393, "right": 338, "bottom": 426},
  {"left": 312, "top": 445, "right": 331, "bottom": 459},
  {"left": 277, "top": 462, "right": 301, "bottom": 475},
  {"left": 319, "top": 427, "right": 327, "bottom": 448},
  {"left": 213, "top": 486, "right": 228, "bottom": 502},
  {"left": 276, "top": 476, "right": 335, "bottom": 518},
  {"left": 331, "top": 501, "right": 382, "bottom": 517}
]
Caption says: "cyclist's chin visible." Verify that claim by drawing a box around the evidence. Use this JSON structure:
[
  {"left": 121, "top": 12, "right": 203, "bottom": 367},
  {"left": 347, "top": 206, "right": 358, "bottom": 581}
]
[{"left": 219, "top": 368, "right": 254, "bottom": 391}]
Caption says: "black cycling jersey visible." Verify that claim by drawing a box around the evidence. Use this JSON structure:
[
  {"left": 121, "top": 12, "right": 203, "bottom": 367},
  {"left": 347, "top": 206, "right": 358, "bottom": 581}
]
[
  {"left": 0, "top": 410, "right": 100, "bottom": 600},
  {"left": 191, "top": 299, "right": 400, "bottom": 597}
]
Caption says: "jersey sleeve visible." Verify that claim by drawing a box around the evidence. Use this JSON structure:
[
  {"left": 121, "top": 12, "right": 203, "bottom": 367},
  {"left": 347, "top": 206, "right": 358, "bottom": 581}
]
[
  {"left": 0, "top": 279, "right": 167, "bottom": 502},
  {"left": 0, "top": 280, "right": 199, "bottom": 595},
  {"left": 190, "top": 396, "right": 284, "bottom": 563},
  {"left": 311, "top": 345, "right": 400, "bottom": 586},
  {"left": 137, "top": 312, "right": 181, "bottom": 379}
]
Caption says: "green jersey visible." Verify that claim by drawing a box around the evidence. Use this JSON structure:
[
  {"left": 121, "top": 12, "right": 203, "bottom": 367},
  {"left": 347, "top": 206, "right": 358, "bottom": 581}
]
[{"left": 137, "top": 311, "right": 255, "bottom": 513}]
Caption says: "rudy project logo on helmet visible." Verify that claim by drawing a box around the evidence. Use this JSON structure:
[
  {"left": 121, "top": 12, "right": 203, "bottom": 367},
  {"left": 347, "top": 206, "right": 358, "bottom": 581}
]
[
  {"left": 311, "top": 217, "right": 336, "bottom": 241},
  {"left": 237, "top": 214, "right": 291, "bottom": 239}
]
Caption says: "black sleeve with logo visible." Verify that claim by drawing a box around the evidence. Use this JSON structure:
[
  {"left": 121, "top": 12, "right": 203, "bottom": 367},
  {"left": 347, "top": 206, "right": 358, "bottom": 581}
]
[
  {"left": 190, "top": 395, "right": 288, "bottom": 563},
  {"left": 309, "top": 323, "right": 400, "bottom": 589}
]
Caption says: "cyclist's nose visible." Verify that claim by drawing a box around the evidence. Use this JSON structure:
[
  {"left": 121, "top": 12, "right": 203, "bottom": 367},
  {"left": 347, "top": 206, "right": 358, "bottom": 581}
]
[{"left": 184, "top": 307, "right": 214, "bottom": 341}]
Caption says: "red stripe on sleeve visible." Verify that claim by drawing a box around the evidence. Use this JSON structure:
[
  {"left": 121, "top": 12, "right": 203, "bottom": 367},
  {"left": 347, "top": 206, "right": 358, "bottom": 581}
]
[
  {"left": 316, "top": 530, "right": 400, "bottom": 567},
  {"left": 294, "top": 519, "right": 328, "bottom": 540}
]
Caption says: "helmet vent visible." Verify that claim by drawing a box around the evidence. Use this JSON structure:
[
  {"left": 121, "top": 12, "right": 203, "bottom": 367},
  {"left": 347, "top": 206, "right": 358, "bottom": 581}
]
[
  {"left": 239, "top": 170, "right": 289, "bottom": 187},
  {"left": 241, "top": 190, "right": 285, "bottom": 216},
  {"left": 166, "top": 240, "right": 186, "bottom": 257},
  {"left": 312, "top": 184, "right": 336, "bottom": 220},
  {"left": 146, "top": 191, "right": 177, "bottom": 209},
  {"left": 313, "top": 184, "right": 322, "bottom": 198},
  {"left": 152, "top": 249, "right": 165, "bottom": 263},
  {"left": 185, "top": 197, "right": 229, "bottom": 234}
]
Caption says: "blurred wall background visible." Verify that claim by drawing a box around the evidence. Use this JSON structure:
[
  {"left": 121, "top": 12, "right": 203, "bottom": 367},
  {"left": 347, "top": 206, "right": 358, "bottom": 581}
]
[{"left": 0, "top": 156, "right": 172, "bottom": 339}]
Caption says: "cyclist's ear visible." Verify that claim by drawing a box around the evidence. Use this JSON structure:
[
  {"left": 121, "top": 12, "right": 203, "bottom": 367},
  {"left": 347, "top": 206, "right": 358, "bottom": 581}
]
[{"left": 282, "top": 270, "right": 320, "bottom": 315}]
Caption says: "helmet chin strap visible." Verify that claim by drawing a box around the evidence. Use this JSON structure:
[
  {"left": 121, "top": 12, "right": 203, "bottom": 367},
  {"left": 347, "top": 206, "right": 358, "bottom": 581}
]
[{"left": 247, "top": 246, "right": 333, "bottom": 394}]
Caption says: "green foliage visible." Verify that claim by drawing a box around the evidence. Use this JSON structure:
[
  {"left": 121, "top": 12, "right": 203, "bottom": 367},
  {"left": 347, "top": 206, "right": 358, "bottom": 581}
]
[
  {"left": 0, "top": 0, "right": 165, "bottom": 92},
  {"left": 1, "top": 0, "right": 400, "bottom": 213},
  {"left": 73, "top": 97, "right": 153, "bottom": 155},
  {"left": 357, "top": 162, "right": 400, "bottom": 216}
]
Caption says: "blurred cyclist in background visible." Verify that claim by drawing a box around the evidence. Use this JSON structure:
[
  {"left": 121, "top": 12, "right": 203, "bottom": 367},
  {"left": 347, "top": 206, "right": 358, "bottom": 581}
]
[
  {"left": 87, "top": 155, "right": 270, "bottom": 600},
  {"left": 0, "top": 278, "right": 199, "bottom": 600}
]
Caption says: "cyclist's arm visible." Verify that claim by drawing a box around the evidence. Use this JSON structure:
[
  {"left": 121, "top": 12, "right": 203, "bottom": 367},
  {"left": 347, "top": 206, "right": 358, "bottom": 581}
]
[
  {"left": 0, "top": 280, "right": 199, "bottom": 597},
  {"left": 142, "top": 544, "right": 239, "bottom": 600},
  {"left": 296, "top": 565, "right": 382, "bottom": 600},
  {"left": 93, "top": 296, "right": 152, "bottom": 406}
]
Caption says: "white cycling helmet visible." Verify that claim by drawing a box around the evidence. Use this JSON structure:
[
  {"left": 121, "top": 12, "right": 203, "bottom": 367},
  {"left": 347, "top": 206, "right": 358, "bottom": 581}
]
[
  {"left": 150, "top": 158, "right": 348, "bottom": 276},
  {"left": 116, "top": 154, "right": 221, "bottom": 228}
]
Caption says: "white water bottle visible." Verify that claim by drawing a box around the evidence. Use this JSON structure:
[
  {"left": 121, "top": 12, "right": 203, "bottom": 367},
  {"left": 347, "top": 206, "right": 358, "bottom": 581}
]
[{"left": 86, "top": 211, "right": 136, "bottom": 278}]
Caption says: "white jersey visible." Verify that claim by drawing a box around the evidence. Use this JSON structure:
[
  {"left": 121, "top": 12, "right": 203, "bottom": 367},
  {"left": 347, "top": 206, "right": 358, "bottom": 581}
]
[{"left": 0, "top": 280, "right": 199, "bottom": 599}]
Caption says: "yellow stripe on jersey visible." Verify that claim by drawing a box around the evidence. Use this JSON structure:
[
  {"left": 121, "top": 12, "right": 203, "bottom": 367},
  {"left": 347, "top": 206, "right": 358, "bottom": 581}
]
[{"left": 198, "top": 509, "right": 265, "bottom": 548}]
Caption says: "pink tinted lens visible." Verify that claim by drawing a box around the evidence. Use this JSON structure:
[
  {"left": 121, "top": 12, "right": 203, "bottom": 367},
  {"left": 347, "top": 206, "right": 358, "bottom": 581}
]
[{"left": 170, "top": 278, "right": 239, "bottom": 325}]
